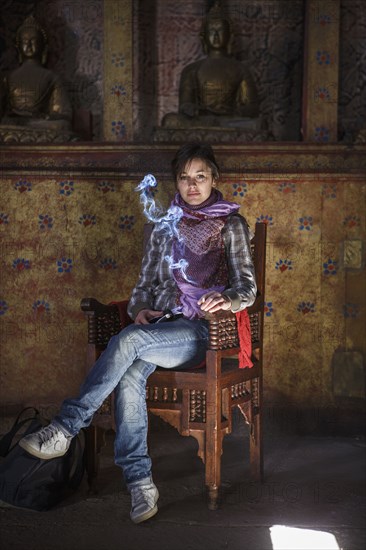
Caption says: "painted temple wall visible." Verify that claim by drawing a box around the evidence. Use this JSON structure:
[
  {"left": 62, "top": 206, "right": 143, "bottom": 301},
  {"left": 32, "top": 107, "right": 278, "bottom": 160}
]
[
  {"left": 1, "top": 145, "right": 365, "bottom": 424},
  {"left": 0, "top": 0, "right": 365, "bottom": 428}
]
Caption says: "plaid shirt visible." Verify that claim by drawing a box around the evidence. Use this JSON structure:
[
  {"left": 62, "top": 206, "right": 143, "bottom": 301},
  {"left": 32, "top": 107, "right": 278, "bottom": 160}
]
[{"left": 127, "top": 213, "right": 257, "bottom": 319}]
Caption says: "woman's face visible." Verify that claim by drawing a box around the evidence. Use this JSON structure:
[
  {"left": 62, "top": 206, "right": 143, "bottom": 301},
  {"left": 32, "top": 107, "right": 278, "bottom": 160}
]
[{"left": 176, "top": 158, "right": 216, "bottom": 206}]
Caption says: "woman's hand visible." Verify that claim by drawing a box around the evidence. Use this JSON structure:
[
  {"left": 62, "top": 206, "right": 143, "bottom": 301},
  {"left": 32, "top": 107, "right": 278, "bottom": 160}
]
[
  {"left": 197, "top": 292, "right": 232, "bottom": 313},
  {"left": 135, "top": 309, "right": 164, "bottom": 325}
]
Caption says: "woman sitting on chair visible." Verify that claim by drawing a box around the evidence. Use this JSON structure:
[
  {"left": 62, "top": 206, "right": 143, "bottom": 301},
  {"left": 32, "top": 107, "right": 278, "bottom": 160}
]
[{"left": 19, "top": 142, "right": 257, "bottom": 523}]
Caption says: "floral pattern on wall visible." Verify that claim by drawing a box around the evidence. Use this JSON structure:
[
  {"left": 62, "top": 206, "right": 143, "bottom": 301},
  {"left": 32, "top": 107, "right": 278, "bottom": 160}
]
[
  {"left": 0, "top": 172, "right": 365, "bottom": 410},
  {"left": 0, "top": 175, "right": 173, "bottom": 405}
]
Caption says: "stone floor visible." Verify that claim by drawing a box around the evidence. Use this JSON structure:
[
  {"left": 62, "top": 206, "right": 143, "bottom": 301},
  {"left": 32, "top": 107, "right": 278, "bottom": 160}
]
[{"left": 1, "top": 413, "right": 365, "bottom": 550}]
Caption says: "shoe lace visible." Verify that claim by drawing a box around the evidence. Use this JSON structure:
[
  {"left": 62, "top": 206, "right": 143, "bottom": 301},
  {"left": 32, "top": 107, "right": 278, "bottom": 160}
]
[
  {"left": 37, "top": 424, "right": 60, "bottom": 444},
  {"left": 131, "top": 485, "right": 152, "bottom": 509}
]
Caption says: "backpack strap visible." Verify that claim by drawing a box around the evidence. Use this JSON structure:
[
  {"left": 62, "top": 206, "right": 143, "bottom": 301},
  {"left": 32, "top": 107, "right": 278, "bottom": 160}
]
[{"left": 0, "top": 407, "right": 39, "bottom": 457}]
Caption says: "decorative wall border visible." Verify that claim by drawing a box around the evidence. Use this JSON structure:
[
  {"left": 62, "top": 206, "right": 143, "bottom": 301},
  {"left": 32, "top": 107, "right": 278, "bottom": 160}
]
[{"left": 1, "top": 144, "right": 365, "bottom": 179}]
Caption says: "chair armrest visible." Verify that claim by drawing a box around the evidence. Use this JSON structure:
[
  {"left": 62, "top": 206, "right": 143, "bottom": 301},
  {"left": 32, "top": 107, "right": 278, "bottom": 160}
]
[
  {"left": 80, "top": 298, "right": 119, "bottom": 314},
  {"left": 80, "top": 299, "right": 244, "bottom": 351},
  {"left": 205, "top": 310, "right": 239, "bottom": 350},
  {"left": 80, "top": 298, "right": 130, "bottom": 347}
]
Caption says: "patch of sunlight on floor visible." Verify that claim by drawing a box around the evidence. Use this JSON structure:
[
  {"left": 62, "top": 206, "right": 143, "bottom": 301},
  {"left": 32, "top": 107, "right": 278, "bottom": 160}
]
[{"left": 270, "top": 525, "right": 341, "bottom": 550}]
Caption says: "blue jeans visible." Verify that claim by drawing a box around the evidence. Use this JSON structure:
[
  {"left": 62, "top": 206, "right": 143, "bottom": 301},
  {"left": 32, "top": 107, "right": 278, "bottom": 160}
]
[{"left": 55, "top": 318, "right": 208, "bottom": 485}]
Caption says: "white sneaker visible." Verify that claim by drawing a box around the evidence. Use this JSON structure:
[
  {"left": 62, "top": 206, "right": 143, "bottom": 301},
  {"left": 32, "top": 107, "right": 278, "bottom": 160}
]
[
  {"left": 19, "top": 423, "right": 71, "bottom": 460},
  {"left": 130, "top": 478, "right": 159, "bottom": 524}
]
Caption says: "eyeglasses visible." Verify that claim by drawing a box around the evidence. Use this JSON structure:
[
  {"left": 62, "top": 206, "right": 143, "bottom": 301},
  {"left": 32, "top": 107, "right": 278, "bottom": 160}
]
[{"left": 178, "top": 173, "right": 212, "bottom": 185}]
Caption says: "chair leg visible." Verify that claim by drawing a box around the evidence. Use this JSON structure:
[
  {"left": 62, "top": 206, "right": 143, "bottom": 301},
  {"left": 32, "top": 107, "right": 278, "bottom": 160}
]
[
  {"left": 205, "top": 407, "right": 223, "bottom": 509},
  {"left": 85, "top": 425, "right": 106, "bottom": 492},
  {"left": 205, "top": 430, "right": 223, "bottom": 510},
  {"left": 207, "top": 484, "right": 219, "bottom": 510},
  {"left": 249, "top": 413, "right": 263, "bottom": 481},
  {"left": 249, "top": 377, "right": 263, "bottom": 482}
]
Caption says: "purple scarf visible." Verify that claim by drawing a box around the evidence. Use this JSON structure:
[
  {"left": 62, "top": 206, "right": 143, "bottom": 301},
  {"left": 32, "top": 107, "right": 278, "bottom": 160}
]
[{"left": 170, "top": 190, "right": 240, "bottom": 318}]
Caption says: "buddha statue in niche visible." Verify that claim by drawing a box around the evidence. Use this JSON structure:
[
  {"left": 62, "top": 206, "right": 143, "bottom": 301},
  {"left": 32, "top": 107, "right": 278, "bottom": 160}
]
[
  {"left": 161, "top": 2, "right": 264, "bottom": 135},
  {"left": 0, "top": 15, "right": 76, "bottom": 143}
]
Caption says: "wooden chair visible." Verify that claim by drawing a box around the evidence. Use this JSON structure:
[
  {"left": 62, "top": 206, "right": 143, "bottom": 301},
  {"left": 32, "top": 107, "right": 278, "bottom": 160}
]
[{"left": 81, "top": 222, "right": 266, "bottom": 509}]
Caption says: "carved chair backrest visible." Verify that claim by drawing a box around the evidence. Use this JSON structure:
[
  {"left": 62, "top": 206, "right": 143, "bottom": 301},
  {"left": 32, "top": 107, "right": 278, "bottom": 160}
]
[{"left": 83, "top": 222, "right": 266, "bottom": 355}]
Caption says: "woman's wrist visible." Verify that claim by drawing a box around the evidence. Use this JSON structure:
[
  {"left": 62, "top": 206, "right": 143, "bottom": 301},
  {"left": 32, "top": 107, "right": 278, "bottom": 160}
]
[{"left": 221, "top": 294, "right": 232, "bottom": 310}]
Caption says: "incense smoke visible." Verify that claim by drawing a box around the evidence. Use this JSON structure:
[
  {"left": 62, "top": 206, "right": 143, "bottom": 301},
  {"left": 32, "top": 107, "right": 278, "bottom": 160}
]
[{"left": 135, "top": 174, "right": 193, "bottom": 283}]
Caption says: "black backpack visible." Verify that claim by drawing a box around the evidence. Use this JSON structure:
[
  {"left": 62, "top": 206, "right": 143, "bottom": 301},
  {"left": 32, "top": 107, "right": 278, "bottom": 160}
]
[{"left": 0, "top": 407, "right": 85, "bottom": 511}]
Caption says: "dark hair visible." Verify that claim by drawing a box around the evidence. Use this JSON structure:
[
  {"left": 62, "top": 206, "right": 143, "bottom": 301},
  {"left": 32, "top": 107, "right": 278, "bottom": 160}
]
[{"left": 171, "top": 142, "right": 220, "bottom": 182}]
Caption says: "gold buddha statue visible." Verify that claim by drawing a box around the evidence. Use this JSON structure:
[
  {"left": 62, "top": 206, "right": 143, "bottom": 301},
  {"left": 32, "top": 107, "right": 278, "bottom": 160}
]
[
  {"left": 0, "top": 15, "right": 76, "bottom": 143},
  {"left": 160, "top": 1, "right": 266, "bottom": 138}
]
